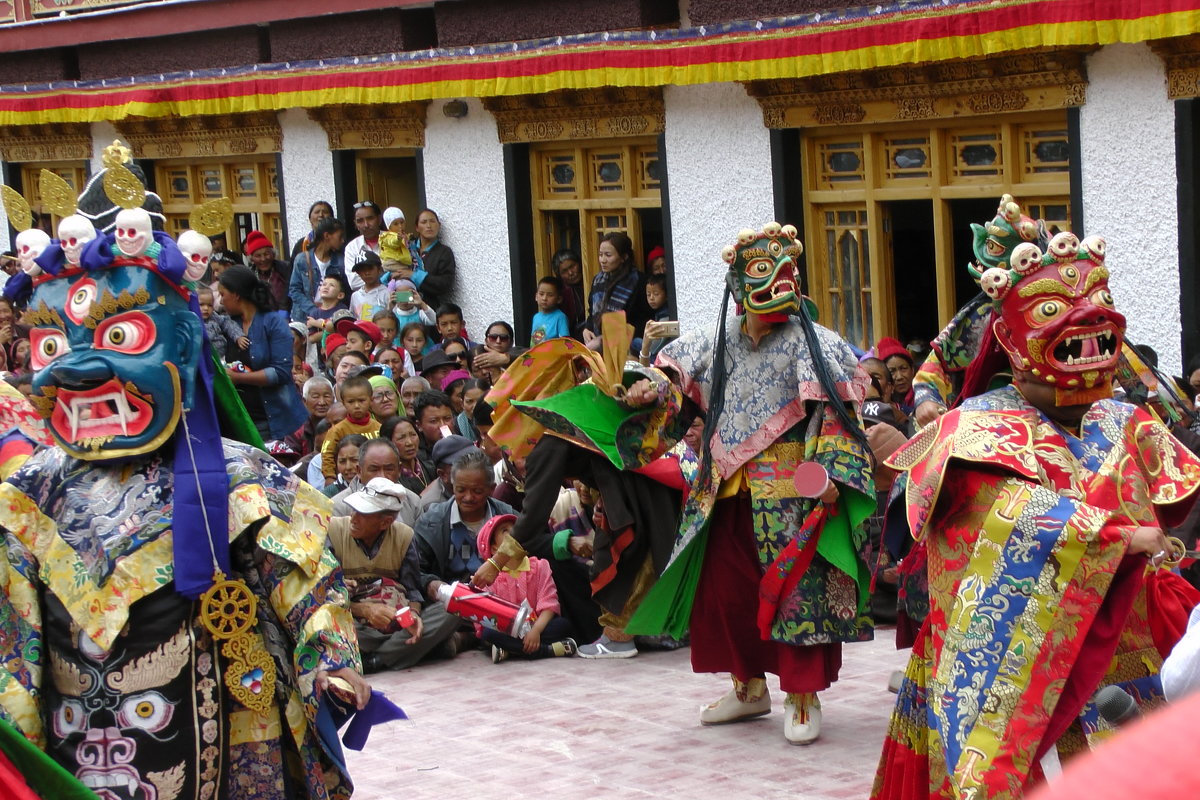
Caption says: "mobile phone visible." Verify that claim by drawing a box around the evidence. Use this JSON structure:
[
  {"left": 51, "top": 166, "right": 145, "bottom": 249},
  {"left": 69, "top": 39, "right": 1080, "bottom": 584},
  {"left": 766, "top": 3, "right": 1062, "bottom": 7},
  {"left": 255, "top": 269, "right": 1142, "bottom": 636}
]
[
  {"left": 656, "top": 320, "right": 680, "bottom": 337},
  {"left": 395, "top": 290, "right": 414, "bottom": 304}
]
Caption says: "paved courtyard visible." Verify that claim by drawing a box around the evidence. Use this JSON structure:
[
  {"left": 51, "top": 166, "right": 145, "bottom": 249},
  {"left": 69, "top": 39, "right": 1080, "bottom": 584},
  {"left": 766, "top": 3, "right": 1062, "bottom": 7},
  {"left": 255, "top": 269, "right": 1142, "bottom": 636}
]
[{"left": 345, "top": 632, "right": 910, "bottom": 799}]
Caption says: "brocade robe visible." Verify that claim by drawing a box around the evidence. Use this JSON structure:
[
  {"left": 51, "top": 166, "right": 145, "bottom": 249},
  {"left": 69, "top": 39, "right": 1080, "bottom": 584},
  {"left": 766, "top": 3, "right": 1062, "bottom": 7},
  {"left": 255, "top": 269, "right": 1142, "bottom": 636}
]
[
  {"left": 873, "top": 386, "right": 1200, "bottom": 800},
  {"left": 0, "top": 440, "right": 360, "bottom": 800}
]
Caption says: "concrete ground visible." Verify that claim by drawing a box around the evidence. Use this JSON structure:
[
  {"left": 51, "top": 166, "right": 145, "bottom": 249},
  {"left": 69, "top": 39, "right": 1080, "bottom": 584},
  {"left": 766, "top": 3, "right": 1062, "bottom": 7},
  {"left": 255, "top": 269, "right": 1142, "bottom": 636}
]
[{"left": 345, "top": 632, "right": 910, "bottom": 799}]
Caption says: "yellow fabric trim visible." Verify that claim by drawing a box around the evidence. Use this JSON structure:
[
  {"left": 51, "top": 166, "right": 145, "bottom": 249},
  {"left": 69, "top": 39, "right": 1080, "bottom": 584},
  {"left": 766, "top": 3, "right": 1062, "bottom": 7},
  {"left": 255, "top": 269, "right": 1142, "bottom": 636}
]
[
  {"left": 229, "top": 708, "right": 283, "bottom": 745},
  {"left": 283, "top": 692, "right": 309, "bottom": 754},
  {"left": 4, "top": 9, "right": 1196, "bottom": 125},
  {"left": 0, "top": 671, "right": 43, "bottom": 747},
  {"left": 716, "top": 465, "right": 749, "bottom": 500},
  {"left": 0, "top": 453, "right": 28, "bottom": 481},
  {"left": 239, "top": 480, "right": 333, "bottom": 579}
]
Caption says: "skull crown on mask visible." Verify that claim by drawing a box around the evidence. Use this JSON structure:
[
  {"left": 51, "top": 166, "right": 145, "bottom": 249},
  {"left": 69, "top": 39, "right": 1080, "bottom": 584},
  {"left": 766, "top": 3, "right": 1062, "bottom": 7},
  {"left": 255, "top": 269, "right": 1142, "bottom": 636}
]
[
  {"left": 16, "top": 228, "right": 51, "bottom": 276},
  {"left": 113, "top": 208, "right": 153, "bottom": 258},
  {"left": 57, "top": 214, "right": 98, "bottom": 267}
]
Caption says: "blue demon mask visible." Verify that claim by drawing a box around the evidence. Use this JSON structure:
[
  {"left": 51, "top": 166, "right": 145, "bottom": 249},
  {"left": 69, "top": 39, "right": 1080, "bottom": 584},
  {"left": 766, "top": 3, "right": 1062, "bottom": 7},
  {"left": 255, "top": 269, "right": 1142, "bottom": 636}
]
[{"left": 26, "top": 262, "right": 201, "bottom": 461}]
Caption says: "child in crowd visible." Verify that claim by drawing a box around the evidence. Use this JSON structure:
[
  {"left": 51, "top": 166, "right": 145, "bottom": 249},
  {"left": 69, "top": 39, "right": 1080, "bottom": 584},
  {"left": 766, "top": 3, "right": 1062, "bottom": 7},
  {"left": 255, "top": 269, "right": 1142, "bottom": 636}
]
[
  {"left": 309, "top": 275, "right": 350, "bottom": 328},
  {"left": 391, "top": 280, "right": 436, "bottom": 333},
  {"left": 372, "top": 310, "right": 400, "bottom": 352},
  {"left": 435, "top": 303, "right": 474, "bottom": 347},
  {"left": 456, "top": 378, "right": 485, "bottom": 443},
  {"left": 400, "top": 322, "right": 428, "bottom": 373},
  {"left": 336, "top": 319, "right": 382, "bottom": 357},
  {"left": 321, "top": 375, "right": 381, "bottom": 482},
  {"left": 530, "top": 275, "right": 570, "bottom": 346},
  {"left": 323, "top": 433, "right": 367, "bottom": 498},
  {"left": 476, "top": 514, "right": 577, "bottom": 662},
  {"left": 350, "top": 252, "right": 390, "bottom": 321},
  {"left": 197, "top": 286, "right": 246, "bottom": 360},
  {"left": 324, "top": 334, "right": 349, "bottom": 382},
  {"left": 637, "top": 273, "right": 675, "bottom": 359}
]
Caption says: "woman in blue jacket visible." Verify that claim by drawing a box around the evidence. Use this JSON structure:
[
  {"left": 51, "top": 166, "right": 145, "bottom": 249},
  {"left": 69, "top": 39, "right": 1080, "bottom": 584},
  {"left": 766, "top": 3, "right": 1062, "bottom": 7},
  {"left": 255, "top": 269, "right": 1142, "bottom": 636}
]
[{"left": 218, "top": 265, "right": 309, "bottom": 442}]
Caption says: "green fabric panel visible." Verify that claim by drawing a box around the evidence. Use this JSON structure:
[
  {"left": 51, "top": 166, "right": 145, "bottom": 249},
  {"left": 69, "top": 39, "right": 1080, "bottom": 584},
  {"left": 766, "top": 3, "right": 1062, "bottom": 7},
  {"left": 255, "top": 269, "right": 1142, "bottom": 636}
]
[
  {"left": 551, "top": 529, "right": 572, "bottom": 561},
  {"left": 625, "top": 524, "right": 709, "bottom": 638},
  {"left": 210, "top": 351, "right": 265, "bottom": 450},
  {"left": 0, "top": 718, "right": 98, "bottom": 800},
  {"left": 513, "top": 384, "right": 632, "bottom": 469},
  {"left": 815, "top": 487, "right": 876, "bottom": 608}
]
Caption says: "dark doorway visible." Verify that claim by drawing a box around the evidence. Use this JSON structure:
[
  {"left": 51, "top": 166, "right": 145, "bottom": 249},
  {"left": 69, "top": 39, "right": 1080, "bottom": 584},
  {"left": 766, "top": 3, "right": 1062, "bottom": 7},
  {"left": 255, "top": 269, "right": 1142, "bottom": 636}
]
[
  {"left": 950, "top": 197, "right": 999, "bottom": 310},
  {"left": 886, "top": 200, "right": 938, "bottom": 347}
]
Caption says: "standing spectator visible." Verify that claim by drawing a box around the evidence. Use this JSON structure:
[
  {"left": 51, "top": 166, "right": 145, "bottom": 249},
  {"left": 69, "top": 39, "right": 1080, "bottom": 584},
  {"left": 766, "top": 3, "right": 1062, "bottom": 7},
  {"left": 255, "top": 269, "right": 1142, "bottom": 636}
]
[
  {"left": 646, "top": 245, "right": 667, "bottom": 276},
  {"left": 582, "top": 231, "right": 651, "bottom": 343},
  {"left": 350, "top": 251, "right": 390, "bottom": 321},
  {"left": 208, "top": 249, "right": 240, "bottom": 312},
  {"left": 290, "top": 216, "right": 346, "bottom": 323},
  {"left": 875, "top": 336, "right": 917, "bottom": 416},
  {"left": 344, "top": 202, "right": 383, "bottom": 291},
  {"left": 291, "top": 200, "right": 334, "bottom": 259},
  {"left": 243, "top": 230, "right": 291, "bottom": 313},
  {"left": 473, "top": 321, "right": 518, "bottom": 375},
  {"left": 391, "top": 281, "right": 435, "bottom": 334},
  {"left": 434, "top": 303, "right": 475, "bottom": 348},
  {"left": 217, "top": 265, "right": 308, "bottom": 441},
  {"left": 400, "top": 321, "right": 429, "bottom": 374},
  {"left": 530, "top": 276, "right": 570, "bottom": 345},
  {"left": 395, "top": 209, "right": 456, "bottom": 311},
  {"left": 553, "top": 248, "right": 587, "bottom": 337}
]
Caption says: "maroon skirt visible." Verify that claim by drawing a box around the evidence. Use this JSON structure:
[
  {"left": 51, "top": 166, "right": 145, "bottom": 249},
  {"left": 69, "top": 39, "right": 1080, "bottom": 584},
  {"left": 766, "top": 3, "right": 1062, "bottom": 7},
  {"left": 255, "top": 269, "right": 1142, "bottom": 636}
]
[{"left": 689, "top": 494, "right": 841, "bottom": 694}]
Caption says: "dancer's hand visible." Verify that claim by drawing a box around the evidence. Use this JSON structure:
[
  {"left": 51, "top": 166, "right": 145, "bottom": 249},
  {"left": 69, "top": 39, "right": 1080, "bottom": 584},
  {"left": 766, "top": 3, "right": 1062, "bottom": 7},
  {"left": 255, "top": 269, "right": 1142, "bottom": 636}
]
[{"left": 317, "top": 667, "right": 371, "bottom": 710}]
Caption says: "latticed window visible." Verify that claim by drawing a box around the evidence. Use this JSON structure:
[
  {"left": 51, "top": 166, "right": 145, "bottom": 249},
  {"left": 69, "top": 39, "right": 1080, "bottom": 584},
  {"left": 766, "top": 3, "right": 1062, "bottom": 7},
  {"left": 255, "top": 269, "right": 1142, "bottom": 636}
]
[{"left": 155, "top": 157, "right": 281, "bottom": 252}]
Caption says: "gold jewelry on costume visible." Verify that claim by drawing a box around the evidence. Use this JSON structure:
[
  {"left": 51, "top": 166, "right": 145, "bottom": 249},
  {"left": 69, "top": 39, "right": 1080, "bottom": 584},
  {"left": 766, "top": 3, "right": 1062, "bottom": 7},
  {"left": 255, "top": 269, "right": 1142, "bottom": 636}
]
[{"left": 199, "top": 570, "right": 276, "bottom": 715}]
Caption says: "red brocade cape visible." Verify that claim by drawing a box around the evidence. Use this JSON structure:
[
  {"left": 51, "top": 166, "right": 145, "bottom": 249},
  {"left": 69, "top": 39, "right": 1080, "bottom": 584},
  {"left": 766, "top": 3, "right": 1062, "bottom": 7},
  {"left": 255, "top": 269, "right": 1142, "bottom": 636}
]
[{"left": 872, "top": 386, "right": 1200, "bottom": 800}]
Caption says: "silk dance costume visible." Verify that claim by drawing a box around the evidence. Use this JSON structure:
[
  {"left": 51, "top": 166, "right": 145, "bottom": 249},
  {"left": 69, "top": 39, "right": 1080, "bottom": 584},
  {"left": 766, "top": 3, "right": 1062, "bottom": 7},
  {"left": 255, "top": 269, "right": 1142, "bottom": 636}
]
[
  {"left": 0, "top": 145, "right": 368, "bottom": 799},
  {"left": 627, "top": 223, "right": 875, "bottom": 745},
  {"left": 873, "top": 231, "right": 1200, "bottom": 798}
]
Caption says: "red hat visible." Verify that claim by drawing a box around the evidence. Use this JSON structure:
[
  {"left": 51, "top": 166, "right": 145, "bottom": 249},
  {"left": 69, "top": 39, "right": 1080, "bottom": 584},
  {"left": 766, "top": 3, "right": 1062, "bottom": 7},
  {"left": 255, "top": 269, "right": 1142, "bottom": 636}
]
[
  {"left": 875, "top": 337, "right": 913, "bottom": 365},
  {"left": 324, "top": 334, "right": 348, "bottom": 358},
  {"left": 335, "top": 318, "right": 382, "bottom": 347},
  {"left": 646, "top": 246, "right": 665, "bottom": 264},
  {"left": 244, "top": 230, "right": 273, "bottom": 255}
]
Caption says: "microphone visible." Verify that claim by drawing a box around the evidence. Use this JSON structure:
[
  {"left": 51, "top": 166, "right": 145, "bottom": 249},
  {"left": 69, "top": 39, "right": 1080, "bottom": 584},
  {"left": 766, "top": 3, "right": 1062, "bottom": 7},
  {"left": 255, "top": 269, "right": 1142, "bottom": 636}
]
[{"left": 1094, "top": 684, "right": 1141, "bottom": 727}]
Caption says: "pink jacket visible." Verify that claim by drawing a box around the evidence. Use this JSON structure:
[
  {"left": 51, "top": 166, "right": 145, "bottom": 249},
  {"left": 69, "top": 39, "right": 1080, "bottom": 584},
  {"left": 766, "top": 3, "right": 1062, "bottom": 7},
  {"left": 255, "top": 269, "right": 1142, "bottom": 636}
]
[{"left": 476, "top": 516, "right": 561, "bottom": 625}]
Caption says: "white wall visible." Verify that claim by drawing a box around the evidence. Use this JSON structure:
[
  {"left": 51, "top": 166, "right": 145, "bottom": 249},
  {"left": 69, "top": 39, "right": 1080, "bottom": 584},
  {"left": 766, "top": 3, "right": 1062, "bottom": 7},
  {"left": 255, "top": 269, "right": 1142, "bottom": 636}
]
[
  {"left": 1080, "top": 43, "right": 1181, "bottom": 373},
  {"left": 422, "top": 97, "right": 511, "bottom": 333},
  {"left": 90, "top": 121, "right": 120, "bottom": 175},
  {"left": 663, "top": 82, "right": 775, "bottom": 335},
  {"left": 278, "top": 108, "right": 338, "bottom": 249}
]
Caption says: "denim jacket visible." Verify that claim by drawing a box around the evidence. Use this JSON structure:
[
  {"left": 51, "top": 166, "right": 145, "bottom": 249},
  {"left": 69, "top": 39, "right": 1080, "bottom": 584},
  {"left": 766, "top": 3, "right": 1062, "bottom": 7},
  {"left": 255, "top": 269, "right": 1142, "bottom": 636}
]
[
  {"left": 289, "top": 249, "right": 346, "bottom": 322},
  {"left": 240, "top": 310, "right": 309, "bottom": 439}
]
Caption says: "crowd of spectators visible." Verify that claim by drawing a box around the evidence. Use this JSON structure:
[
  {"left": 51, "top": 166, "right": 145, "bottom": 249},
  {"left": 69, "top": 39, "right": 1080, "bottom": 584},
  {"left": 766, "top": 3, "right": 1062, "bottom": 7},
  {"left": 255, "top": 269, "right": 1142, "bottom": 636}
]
[{"left": 175, "top": 200, "right": 676, "bottom": 671}]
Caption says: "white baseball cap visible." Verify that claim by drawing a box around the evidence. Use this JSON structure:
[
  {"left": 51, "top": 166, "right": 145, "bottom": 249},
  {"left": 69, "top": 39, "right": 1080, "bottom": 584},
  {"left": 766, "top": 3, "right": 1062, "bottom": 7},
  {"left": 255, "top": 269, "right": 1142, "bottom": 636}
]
[{"left": 344, "top": 477, "right": 407, "bottom": 514}]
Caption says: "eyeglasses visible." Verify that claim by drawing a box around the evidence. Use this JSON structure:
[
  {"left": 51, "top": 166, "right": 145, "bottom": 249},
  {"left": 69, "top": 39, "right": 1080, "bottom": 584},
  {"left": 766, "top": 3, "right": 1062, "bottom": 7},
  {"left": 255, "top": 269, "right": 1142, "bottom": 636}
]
[
  {"left": 445, "top": 351, "right": 467, "bottom": 361},
  {"left": 372, "top": 391, "right": 398, "bottom": 401},
  {"left": 353, "top": 201, "right": 376, "bottom": 210},
  {"left": 486, "top": 333, "right": 512, "bottom": 342}
]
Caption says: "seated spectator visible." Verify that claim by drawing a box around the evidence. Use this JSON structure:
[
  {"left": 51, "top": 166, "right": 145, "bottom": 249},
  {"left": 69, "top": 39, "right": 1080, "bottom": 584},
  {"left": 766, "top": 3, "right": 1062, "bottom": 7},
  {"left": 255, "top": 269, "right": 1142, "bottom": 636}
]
[
  {"left": 328, "top": 477, "right": 460, "bottom": 673},
  {"left": 381, "top": 415, "right": 433, "bottom": 494},
  {"left": 440, "top": 370, "right": 471, "bottom": 420},
  {"left": 286, "top": 375, "right": 335, "bottom": 457},
  {"left": 333, "top": 351, "right": 370, "bottom": 393},
  {"left": 420, "top": 434, "right": 476, "bottom": 513},
  {"left": 415, "top": 448, "right": 517, "bottom": 606},
  {"left": 321, "top": 375, "right": 381, "bottom": 482},
  {"left": 475, "top": 514, "right": 577, "bottom": 663},
  {"left": 420, "top": 350, "right": 456, "bottom": 389},
  {"left": 413, "top": 390, "right": 456, "bottom": 458},
  {"left": 439, "top": 337, "right": 470, "bottom": 372},
  {"left": 323, "top": 433, "right": 367, "bottom": 498},
  {"left": 646, "top": 245, "right": 667, "bottom": 276},
  {"left": 456, "top": 378, "right": 486, "bottom": 443},
  {"left": 400, "top": 377, "right": 430, "bottom": 416},
  {"left": 473, "top": 321, "right": 518, "bottom": 374},
  {"left": 369, "top": 375, "right": 402, "bottom": 421},
  {"left": 329, "top": 438, "right": 421, "bottom": 527},
  {"left": 375, "top": 346, "right": 408, "bottom": 381},
  {"left": 323, "top": 334, "right": 349, "bottom": 381}
]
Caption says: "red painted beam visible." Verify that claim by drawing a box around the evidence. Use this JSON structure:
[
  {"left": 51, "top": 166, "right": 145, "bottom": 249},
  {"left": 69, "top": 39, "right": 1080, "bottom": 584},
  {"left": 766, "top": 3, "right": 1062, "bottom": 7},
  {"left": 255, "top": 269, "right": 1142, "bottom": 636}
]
[{"left": 0, "top": 0, "right": 436, "bottom": 52}]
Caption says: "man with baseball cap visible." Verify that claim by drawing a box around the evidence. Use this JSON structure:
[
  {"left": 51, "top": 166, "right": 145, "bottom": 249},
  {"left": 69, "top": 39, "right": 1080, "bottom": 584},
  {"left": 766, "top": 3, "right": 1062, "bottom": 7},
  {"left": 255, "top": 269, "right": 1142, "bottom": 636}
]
[{"left": 327, "top": 476, "right": 460, "bottom": 672}]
